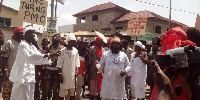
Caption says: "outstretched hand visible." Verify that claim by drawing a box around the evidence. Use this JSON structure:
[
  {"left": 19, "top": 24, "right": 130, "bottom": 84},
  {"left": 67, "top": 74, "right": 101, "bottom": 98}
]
[{"left": 49, "top": 51, "right": 61, "bottom": 58}]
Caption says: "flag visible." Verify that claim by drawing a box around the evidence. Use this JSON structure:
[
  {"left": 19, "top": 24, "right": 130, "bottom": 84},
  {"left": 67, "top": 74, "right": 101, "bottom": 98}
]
[{"left": 57, "top": 0, "right": 66, "bottom": 5}]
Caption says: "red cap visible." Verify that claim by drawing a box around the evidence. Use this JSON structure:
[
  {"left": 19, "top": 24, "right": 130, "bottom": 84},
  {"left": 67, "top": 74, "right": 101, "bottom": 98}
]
[{"left": 13, "top": 27, "right": 24, "bottom": 34}]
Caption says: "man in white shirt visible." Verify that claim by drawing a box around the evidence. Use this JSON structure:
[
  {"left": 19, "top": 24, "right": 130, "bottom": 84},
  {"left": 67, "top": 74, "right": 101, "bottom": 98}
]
[
  {"left": 9, "top": 26, "right": 60, "bottom": 100},
  {"left": 100, "top": 37, "right": 130, "bottom": 100},
  {"left": 57, "top": 34, "right": 80, "bottom": 100}
]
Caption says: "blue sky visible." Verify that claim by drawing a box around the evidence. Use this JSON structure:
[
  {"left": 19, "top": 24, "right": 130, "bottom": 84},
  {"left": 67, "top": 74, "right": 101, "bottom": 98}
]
[{"left": 3, "top": 0, "right": 200, "bottom": 28}]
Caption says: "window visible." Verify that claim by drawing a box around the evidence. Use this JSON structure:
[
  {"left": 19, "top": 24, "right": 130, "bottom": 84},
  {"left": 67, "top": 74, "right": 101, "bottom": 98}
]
[
  {"left": 115, "top": 27, "right": 123, "bottom": 32},
  {"left": 92, "top": 15, "right": 98, "bottom": 21},
  {"left": 155, "top": 25, "right": 161, "bottom": 34},
  {"left": 80, "top": 17, "right": 86, "bottom": 23},
  {"left": 0, "top": 17, "right": 11, "bottom": 26}
]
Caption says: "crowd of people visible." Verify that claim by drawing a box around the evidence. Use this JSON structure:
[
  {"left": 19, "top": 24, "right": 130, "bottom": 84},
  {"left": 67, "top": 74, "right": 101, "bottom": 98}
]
[{"left": 0, "top": 26, "right": 199, "bottom": 100}]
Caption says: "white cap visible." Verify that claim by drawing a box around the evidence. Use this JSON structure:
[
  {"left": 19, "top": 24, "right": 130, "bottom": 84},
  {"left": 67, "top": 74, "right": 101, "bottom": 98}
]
[
  {"left": 67, "top": 33, "right": 76, "bottom": 42},
  {"left": 23, "top": 26, "right": 34, "bottom": 34},
  {"left": 135, "top": 41, "right": 145, "bottom": 49}
]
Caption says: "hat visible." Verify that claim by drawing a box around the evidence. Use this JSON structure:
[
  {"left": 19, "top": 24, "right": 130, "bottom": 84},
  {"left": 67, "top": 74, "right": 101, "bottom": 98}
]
[
  {"left": 135, "top": 41, "right": 145, "bottom": 49},
  {"left": 13, "top": 27, "right": 24, "bottom": 34},
  {"left": 67, "top": 33, "right": 76, "bottom": 42},
  {"left": 23, "top": 26, "right": 34, "bottom": 34}
]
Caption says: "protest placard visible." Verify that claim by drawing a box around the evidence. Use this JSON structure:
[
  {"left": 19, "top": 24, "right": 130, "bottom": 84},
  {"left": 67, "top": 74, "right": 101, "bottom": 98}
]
[
  {"left": 18, "top": 0, "right": 48, "bottom": 26},
  {"left": 195, "top": 14, "right": 200, "bottom": 31},
  {"left": 127, "top": 17, "right": 147, "bottom": 36},
  {"left": 47, "top": 17, "right": 57, "bottom": 32}
]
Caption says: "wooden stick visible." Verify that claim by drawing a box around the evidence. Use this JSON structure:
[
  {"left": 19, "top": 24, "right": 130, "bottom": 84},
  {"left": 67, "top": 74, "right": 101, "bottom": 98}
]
[{"left": 133, "top": 35, "right": 137, "bottom": 52}]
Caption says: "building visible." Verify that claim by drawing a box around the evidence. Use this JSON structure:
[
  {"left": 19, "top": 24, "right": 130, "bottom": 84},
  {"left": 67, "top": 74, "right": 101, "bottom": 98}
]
[
  {"left": 73, "top": 2, "right": 187, "bottom": 37},
  {"left": 58, "top": 24, "right": 76, "bottom": 33},
  {"left": 0, "top": 5, "right": 42, "bottom": 45}
]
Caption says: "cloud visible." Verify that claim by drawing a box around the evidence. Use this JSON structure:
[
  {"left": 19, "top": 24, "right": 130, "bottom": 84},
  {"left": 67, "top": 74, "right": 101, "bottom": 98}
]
[
  {"left": 124, "top": 4, "right": 144, "bottom": 12},
  {"left": 58, "top": 13, "right": 76, "bottom": 26},
  {"left": 3, "top": 0, "right": 20, "bottom": 10}
]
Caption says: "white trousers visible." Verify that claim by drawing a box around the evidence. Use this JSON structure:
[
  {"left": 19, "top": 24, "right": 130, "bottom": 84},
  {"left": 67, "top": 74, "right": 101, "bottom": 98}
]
[
  {"left": 75, "top": 74, "right": 84, "bottom": 99},
  {"left": 10, "top": 82, "right": 35, "bottom": 100}
]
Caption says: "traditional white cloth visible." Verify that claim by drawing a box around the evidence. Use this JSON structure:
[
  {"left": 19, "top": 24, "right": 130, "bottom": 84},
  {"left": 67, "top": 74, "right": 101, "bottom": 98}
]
[
  {"left": 100, "top": 51, "right": 130, "bottom": 100},
  {"left": 57, "top": 47, "right": 80, "bottom": 90},
  {"left": 9, "top": 40, "right": 51, "bottom": 100},
  {"left": 130, "top": 52, "right": 147, "bottom": 98},
  {"left": 135, "top": 41, "right": 145, "bottom": 49}
]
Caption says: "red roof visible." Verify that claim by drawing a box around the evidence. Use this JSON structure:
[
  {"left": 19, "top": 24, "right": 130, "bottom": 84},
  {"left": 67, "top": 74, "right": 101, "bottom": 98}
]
[
  {"left": 73, "top": 2, "right": 131, "bottom": 16},
  {"left": 111, "top": 10, "right": 187, "bottom": 26}
]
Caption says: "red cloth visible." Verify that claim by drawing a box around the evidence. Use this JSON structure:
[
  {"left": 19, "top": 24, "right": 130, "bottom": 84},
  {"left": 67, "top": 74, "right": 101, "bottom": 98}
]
[
  {"left": 0, "top": 33, "right": 3, "bottom": 37},
  {"left": 13, "top": 27, "right": 23, "bottom": 34},
  {"left": 78, "top": 57, "right": 85, "bottom": 74},
  {"left": 95, "top": 36, "right": 103, "bottom": 60},
  {"left": 95, "top": 36, "right": 103, "bottom": 90},
  {"left": 151, "top": 27, "right": 196, "bottom": 100}
]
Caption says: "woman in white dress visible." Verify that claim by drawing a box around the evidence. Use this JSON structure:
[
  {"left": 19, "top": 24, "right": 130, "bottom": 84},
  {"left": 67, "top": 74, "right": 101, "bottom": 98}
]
[{"left": 130, "top": 41, "right": 149, "bottom": 100}]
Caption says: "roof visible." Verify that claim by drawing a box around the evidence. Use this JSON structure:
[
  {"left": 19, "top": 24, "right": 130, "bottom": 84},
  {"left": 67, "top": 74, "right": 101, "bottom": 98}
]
[
  {"left": 2, "top": 5, "right": 18, "bottom": 12},
  {"left": 73, "top": 2, "right": 131, "bottom": 16},
  {"left": 111, "top": 10, "right": 187, "bottom": 26}
]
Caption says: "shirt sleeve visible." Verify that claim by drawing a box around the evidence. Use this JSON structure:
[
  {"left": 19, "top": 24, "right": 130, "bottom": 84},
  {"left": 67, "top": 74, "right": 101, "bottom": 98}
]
[
  {"left": 75, "top": 51, "right": 80, "bottom": 68},
  {"left": 100, "top": 52, "right": 106, "bottom": 68},
  {"left": 1, "top": 41, "right": 11, "bottom": 57},
  {"left": 20, "top": 44, "right": 44, "bottom": 65},
  {"left": 124, "top": 53, "right": 130, "bottom": 73},
  {"left": 56, "top": 50, "right": 64, "bottom": 68}
]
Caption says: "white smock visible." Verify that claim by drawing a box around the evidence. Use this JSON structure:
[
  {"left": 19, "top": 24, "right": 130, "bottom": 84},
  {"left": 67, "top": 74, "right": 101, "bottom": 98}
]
[
  {"left": 100, "top": 51, "right": 130, "bottom": 100},
  {"left": 57, "top": 47, "right": 80, "bottom": 89},
  {"left": 130, "top": 52, "right": 147, "bottom": 98},
  {"left": 9, "top": 40, "right": 51, "bottom": 100}
]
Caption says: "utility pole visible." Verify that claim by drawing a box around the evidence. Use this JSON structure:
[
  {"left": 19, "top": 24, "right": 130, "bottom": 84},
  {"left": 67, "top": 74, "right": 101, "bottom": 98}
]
[
  {"left": 169, "top": 0, "right": 172, "bottom": 28},
  {"left": 51, "top": 0, "right": 54, "bottom": 19},
  {"left": 0, "top": 0, "right": 3, "bottom": 13}
]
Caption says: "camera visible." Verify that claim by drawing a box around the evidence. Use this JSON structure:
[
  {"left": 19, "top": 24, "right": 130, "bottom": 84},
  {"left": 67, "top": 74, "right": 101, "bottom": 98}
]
[{"left": 155, "top": 46, "right": 200, "bottom": 67}]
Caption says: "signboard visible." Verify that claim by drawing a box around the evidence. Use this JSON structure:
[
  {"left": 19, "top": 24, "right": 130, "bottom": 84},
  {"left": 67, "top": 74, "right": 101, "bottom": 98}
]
[
  {"left": 18, "top": 0, "right": 48, "bottom": 26},
  {"left": 47, "top": 17, "right": 57, "bottom": 32},
  {"left": 195, "top": 14, "right": 200, "bottom": 31},
  {"left": 128, "top": 17, "right": 147, "bottom": 36},
  {"left": 131, "top": 34, "right": 155, "bottom": 41}
]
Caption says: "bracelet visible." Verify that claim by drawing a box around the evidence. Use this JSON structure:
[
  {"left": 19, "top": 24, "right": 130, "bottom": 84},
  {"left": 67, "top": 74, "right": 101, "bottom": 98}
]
[{"left": 59, "top": 73, "right": 62, "bottom": 74}]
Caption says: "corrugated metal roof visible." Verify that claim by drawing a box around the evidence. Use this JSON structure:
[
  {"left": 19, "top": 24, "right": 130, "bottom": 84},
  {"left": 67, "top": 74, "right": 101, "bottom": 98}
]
[{"left": 73, "top": 2, "right": 131, "bottom": 16}]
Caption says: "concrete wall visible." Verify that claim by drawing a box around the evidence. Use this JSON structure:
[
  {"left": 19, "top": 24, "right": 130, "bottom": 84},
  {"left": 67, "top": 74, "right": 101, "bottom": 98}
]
[
  {"left": 75, "top": 9, "right": 126, "bottom": 33},
  {"left": 0, "top": 6, "right": 23, "bottom": 27},
  {"left": 58, "top": 24, "right": 75, "bottom": 33},
  {"left": 0, "top": 27, "right": 14, "bottom": 43}
]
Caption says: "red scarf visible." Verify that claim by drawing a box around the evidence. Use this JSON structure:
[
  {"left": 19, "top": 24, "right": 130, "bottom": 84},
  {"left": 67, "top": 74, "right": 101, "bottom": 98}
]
[{"left": 95, "top": 36, "right": 103, "bottom": 61}]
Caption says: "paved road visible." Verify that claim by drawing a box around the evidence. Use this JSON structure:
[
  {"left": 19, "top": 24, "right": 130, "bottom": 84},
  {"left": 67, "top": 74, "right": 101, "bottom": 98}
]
[{"left": 0, "top": 86, "right": 151, "bottom": 100}]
